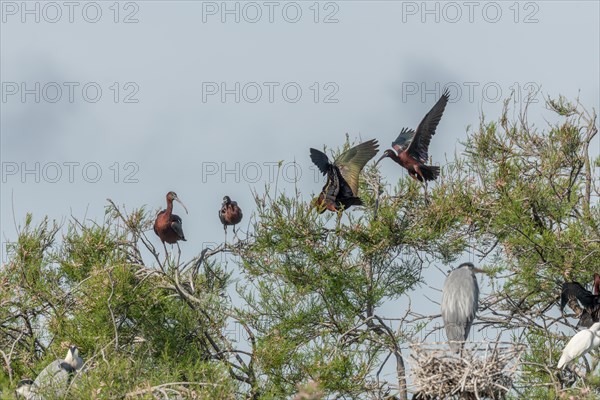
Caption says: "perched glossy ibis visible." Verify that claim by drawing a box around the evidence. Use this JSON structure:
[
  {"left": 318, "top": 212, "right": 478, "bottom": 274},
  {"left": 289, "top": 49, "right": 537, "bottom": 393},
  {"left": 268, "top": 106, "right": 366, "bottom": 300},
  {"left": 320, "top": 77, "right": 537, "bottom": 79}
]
[
  {"left": 441, "top": 262, "right": 486, "bottom": 353},
  {"left": 557, "top": 322, "right": 600, "bottom": 369},
  {"left": 561, "top": 276, "right": 600, "bottom": 328},
  {"left": 376, "top": 90, "right": 450, "bottom": 182},
  {"left": 219, "top": 196, "right": 243, "bottom": 240},
  {"left": 154, "top": 191, "right": 188, "bottom": 254},
  {"left": 310, "top": 139, "right": 379, "bottom": 213}
]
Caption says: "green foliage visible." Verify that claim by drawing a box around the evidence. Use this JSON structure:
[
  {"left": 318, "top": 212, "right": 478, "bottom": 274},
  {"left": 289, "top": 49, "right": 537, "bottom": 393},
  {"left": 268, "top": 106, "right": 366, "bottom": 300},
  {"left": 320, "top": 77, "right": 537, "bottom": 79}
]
[
  {"left": 454, "top": 97, "right": 599, "bottom": 398},
  {"left": 1, "top": 95, "right": 598, "bottom": 399}
]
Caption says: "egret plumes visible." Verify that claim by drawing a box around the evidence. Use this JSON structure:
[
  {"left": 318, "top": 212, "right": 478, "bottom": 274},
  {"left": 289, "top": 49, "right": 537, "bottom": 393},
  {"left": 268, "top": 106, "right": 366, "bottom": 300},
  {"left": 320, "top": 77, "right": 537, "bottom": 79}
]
[
  {"left": 557, "top": 322, "right": 600, "bottom": 369},
  {"left": 441, "top": 262, "right": 485, "bottom": 353}
]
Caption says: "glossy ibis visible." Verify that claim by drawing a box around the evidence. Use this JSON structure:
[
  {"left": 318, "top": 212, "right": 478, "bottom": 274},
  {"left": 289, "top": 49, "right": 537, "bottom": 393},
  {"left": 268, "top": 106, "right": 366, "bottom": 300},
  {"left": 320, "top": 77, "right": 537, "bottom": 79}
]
[
  {"left": 219, "top": 196, "right": 243, "bottom": 240},
  {"left": 561, "top": 277, "right": 600, "bottom": 328},
  {"left": 376, "top": 90, "right": 450, "bottom": 182},
  {"left": 310, "top": 139, "right": 379, "bottom": 213},
  {"left": 154, "top": 191, "right": 188, "bottom": 255},
  {"left": 557, "top": 322, "right": 600, "bottom": 369},
  {"left": 441, "top": 262, "right": 486, "bottom": 353}
]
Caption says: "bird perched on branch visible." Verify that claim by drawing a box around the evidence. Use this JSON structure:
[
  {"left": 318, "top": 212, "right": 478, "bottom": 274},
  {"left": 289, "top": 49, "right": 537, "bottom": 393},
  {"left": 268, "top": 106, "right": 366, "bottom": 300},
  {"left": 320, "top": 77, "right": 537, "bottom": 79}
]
[
  {"left": 557, "top": 322, "right": 600, "bottom": 369},
  {"left": 310, "top": 139, "right": 379, "bottom": 213},
  {"left": 19, "top": 346, "right": 84, "bottom": 399},
  {"left": 441, "top": 262, "right": 486, "bottom": 353},
  {"left": 154, "top": 191, "right": 188, "bottom": 254},
  {"left": 560, "top": 275, "right": 600, "bottom": 328},
  {"left": 219, "top": 195, "right": 243, "bottom": 240},
  {"left": 376, "top": 90, "right": 449, "bottom": 182}
]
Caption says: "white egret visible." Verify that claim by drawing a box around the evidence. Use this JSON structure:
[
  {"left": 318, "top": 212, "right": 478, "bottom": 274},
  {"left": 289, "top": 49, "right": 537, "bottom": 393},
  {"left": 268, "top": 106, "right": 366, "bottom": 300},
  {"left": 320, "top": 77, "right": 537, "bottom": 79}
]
[{"left": 557, "top": 322, "right": 600, "bottom": 369}]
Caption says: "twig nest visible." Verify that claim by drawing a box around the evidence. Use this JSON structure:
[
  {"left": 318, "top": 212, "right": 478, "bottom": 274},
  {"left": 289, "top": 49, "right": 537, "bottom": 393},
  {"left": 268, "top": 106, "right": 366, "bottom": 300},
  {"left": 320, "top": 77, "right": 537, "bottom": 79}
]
[{"left": 410, "top": 341, "right": 524, "bottom": 399}]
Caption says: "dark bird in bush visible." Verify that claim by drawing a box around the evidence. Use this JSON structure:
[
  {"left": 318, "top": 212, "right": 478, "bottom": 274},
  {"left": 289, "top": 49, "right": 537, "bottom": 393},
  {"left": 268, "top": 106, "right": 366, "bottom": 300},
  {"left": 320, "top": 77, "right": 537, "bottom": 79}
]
[
  {"left": 561, "top": 275, "right": 600, "bottom": 328},
  {"left": 310, "top": 139, "right": 379, "bottom": 213},
  {"left": 154, "top": 191, "right": 188, "bottom": 252},
  {"left": 441, "top": 262, "right": 486, "bottom": 353},
  {"left": 376, "top": 90, "right": 449, "bottom": 182},
  {"left": 219, "top": 196, "right": 243, "bottom": 239}
]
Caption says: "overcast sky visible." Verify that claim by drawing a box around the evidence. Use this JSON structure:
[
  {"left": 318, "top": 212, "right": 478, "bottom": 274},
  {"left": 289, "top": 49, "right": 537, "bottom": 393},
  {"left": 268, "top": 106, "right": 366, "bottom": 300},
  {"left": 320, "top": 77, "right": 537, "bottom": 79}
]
[{"left": 1, "top": 0, "right": 599, "bottom": 390}]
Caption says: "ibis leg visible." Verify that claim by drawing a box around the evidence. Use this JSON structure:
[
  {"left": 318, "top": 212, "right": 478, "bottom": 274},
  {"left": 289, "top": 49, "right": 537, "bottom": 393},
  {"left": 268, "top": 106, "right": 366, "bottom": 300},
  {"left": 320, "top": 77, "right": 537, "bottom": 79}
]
[{"left": 162, "top": 241, "right": 169, "bottom": 267}]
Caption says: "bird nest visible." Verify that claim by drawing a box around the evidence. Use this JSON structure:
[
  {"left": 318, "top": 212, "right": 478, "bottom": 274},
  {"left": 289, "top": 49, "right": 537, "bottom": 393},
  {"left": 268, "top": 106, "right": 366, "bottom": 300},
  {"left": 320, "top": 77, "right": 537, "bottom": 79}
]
[{"left": 409, "top": 341, "right": 525, "bottom": 400}]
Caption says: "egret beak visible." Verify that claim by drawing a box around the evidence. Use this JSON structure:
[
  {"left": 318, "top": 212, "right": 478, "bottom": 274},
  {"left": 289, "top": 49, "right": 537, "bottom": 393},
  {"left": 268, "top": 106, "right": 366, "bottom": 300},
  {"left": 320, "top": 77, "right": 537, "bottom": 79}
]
[
  {"left": 175, "top": 197, "right": 189, "bottom": 214},
  {"left": 472, "top": 267, "right": 487, "bottom": 274}
]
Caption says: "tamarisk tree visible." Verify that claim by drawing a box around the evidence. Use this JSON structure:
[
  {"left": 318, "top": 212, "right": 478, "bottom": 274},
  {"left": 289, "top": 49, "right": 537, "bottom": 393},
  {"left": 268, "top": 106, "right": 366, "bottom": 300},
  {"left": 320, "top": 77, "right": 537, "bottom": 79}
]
[{"left": 1, "top": 95, "right": 597, "bottom": 399}]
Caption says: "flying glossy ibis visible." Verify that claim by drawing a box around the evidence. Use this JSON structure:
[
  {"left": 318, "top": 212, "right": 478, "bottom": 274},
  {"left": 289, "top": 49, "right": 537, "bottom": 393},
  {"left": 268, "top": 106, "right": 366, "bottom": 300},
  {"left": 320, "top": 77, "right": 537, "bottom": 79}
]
[
  {"left": 561, "top": 275, "right": 600, "bottom": 328},
  {"left": 219, "top": 195, "right": 243, "bottom": 241},
  {"left": 376, "top": 90, "right": 449, "bottom": 182},
  {"left": 310, "top": 139, "right": 379, "bottom": 213},
  {"left": 154, "top": 191, "right": 188, "bottom": 255},
  {"left": 441, "top": 262, "right": 486, "bottom": 353}
]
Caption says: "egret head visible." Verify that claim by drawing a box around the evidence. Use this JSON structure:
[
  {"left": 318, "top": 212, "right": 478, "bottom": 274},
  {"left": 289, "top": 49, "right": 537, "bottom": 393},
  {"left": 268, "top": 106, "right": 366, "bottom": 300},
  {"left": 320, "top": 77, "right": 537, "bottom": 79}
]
[
  {"left": 65, "top": 346, "right": 84, "bottom": 370},
  {"left": 589, "top": 322, "right": 600, "bottom": 332}
]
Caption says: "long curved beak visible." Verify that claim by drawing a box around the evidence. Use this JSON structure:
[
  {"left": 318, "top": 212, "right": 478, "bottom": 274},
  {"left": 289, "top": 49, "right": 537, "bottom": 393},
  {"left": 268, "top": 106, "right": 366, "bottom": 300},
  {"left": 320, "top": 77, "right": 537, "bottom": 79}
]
[
  {"left": 175, "top": 198, "right": 189, "bottom": 214},
  {"left": 374, "top": 154, "right": 386, "bottom": 166}
]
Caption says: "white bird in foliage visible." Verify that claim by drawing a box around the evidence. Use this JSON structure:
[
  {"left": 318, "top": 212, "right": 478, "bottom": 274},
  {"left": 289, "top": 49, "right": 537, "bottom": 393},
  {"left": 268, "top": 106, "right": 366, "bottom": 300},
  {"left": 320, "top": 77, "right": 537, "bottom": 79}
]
[
  {"left": 557, "top": 322, "right": 600, "bottom": 369},
  {"left": 441, "top": 262, "right": 486, "bottom": 353},
  {"left": 15, "top": 379, "right": 34, "bottom": 398},
  {"left": 20, "top": 346, "right": 84, "bottom": 399}
]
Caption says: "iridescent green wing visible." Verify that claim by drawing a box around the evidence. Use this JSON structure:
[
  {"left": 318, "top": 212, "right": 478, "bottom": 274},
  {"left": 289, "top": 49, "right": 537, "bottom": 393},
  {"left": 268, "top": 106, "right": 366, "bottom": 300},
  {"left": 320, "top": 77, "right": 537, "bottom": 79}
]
[{"left": 334, "top": 139, "right": 379, "bottom": 196}]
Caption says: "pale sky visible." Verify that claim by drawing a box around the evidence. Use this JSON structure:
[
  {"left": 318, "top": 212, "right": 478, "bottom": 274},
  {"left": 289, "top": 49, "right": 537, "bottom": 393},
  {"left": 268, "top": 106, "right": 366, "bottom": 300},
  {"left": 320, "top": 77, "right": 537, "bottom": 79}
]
[{"left": 1, "top": 0, "right": 599, "bottom": 391}]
